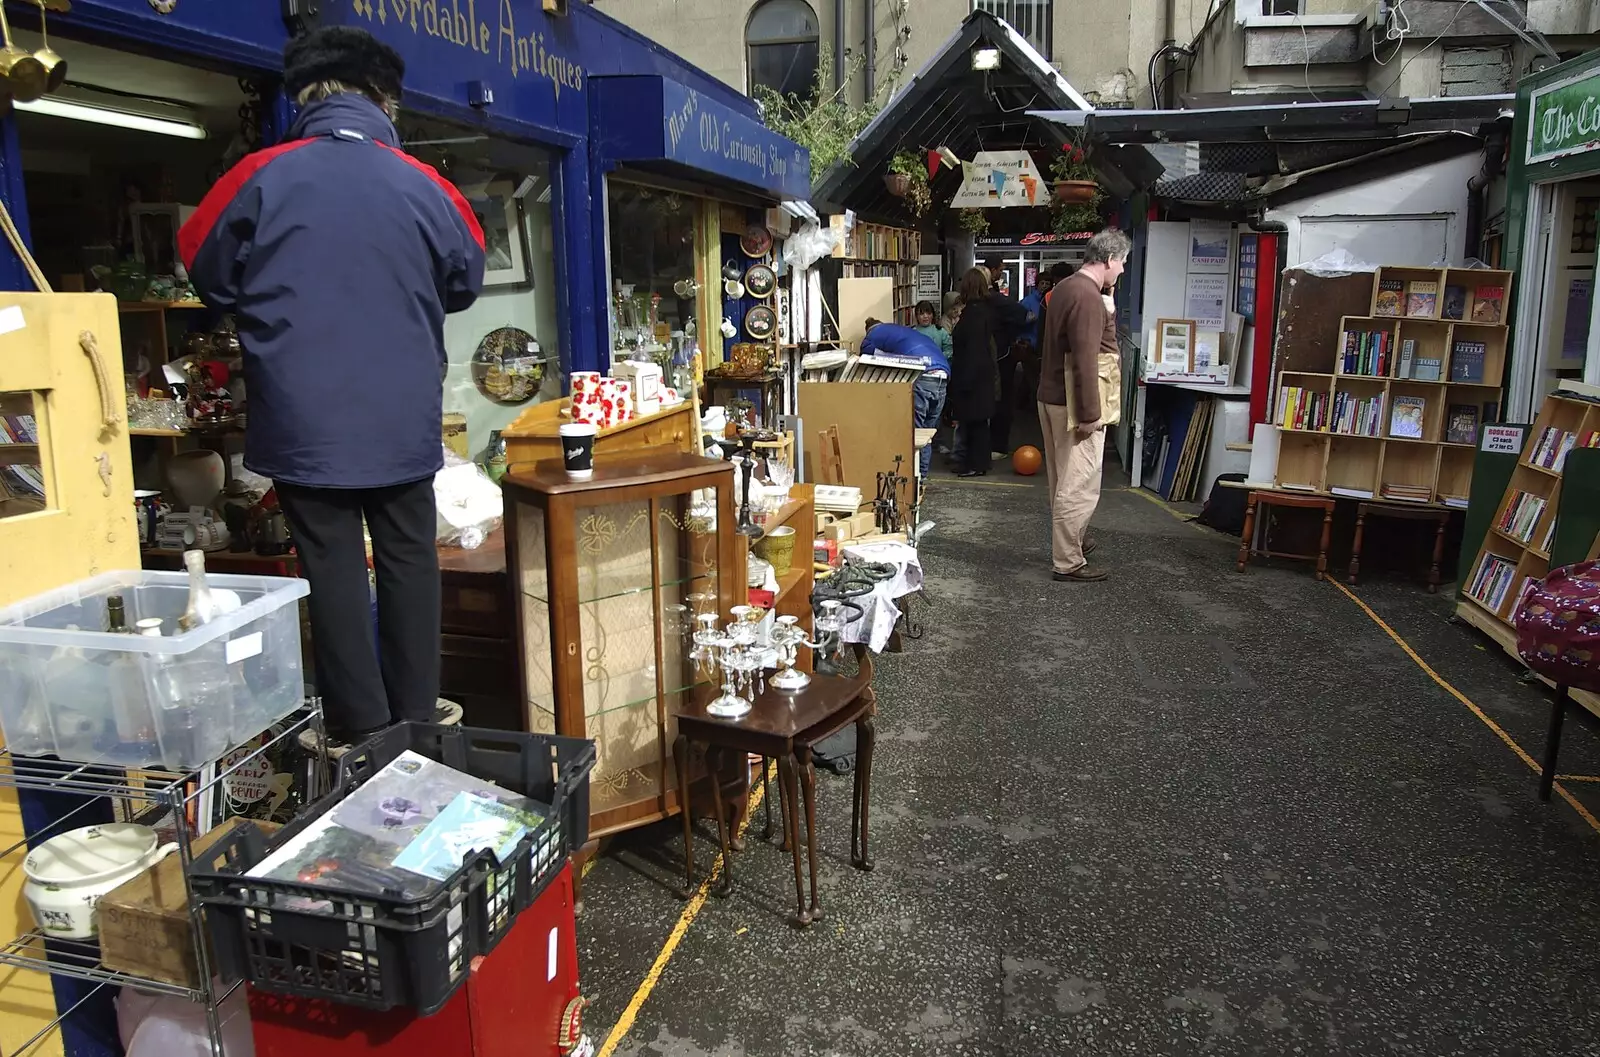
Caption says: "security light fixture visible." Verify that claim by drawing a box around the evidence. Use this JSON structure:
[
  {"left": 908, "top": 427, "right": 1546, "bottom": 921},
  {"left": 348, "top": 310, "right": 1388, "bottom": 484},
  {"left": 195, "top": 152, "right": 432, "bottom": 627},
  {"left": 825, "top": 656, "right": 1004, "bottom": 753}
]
[{"left": 971, "top": 47, "right": 1001, "bottom": 71}]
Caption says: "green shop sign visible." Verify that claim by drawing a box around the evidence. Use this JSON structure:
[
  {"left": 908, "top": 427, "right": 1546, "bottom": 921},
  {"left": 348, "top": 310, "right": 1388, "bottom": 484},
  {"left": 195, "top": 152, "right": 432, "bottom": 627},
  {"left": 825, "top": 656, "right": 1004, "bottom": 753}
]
[{"left": 1529, "top": 68, "right": 1600, "bottom": 165}]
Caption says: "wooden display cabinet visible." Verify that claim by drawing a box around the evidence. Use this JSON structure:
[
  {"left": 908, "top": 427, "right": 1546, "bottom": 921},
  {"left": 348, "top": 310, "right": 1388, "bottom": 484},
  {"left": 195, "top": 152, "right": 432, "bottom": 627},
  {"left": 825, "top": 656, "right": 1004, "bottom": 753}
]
[
  {"left": 501, "top": 451, "right": 740, "bottom": 839},
  {"left": 500, "top": 399, "right": 698, "bottom": 476}
]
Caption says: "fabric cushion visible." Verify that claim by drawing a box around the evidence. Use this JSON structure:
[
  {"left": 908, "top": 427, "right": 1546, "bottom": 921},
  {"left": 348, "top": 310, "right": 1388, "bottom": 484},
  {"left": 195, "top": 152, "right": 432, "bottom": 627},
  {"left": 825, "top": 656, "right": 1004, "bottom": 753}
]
[{"left": 1514, "top": 559, "right": 1600, "bottom": 693}]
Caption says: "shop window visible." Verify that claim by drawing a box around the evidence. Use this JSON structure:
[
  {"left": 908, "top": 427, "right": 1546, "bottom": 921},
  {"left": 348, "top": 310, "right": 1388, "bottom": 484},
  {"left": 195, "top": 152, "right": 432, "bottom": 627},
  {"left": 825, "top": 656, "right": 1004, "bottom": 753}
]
[
  {"left": 606, "top": 183, "right": 703, "bottom": 370},
  {"left": 747, "top": 0, "right": 820, "bottom": 99},
  {"left": 0, "top": 392, "right": 48, "bottom": 519},
  {"left": 972, "top": 0, "right": 1051, "bottom": 60},
  {"left": 400, "top": 113, "right": 562, "bottom": 456}
]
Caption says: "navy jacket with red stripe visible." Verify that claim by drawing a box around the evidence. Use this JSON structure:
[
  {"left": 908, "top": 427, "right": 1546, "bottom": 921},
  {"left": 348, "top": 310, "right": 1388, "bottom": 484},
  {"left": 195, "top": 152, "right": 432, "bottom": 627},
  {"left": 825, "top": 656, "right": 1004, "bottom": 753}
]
[{"left": 179, "top": 94, "right": 486, "bottom": 489}]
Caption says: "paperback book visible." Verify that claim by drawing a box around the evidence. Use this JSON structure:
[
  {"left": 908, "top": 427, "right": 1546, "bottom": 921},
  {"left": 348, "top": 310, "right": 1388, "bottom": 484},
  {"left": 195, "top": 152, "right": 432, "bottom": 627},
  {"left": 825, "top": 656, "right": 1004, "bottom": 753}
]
[
  {"left": 1449, "top": 339, "right": 1487, "bottom": 383},
  {"left": 1412, "top": 357, "right": 1443, "bottom": 381},
  {"left": 1406, "top": 280, "right": 1438, "bottom": 317},
  {"left": 1471, "top": 285, "right": 1504, "bottom": 324},
  {"left": 1445, "top": 404, "right": 1479, "bottom": 445},
  {"left": 1389, "top": 396, "right": 1426, "bottom": 439},
  {"left": 1374, "top": 279, "right": 1404, "bottom": 317},
  {"left": 1442, "top": 285, "right": 1467, "bottom": 320}
]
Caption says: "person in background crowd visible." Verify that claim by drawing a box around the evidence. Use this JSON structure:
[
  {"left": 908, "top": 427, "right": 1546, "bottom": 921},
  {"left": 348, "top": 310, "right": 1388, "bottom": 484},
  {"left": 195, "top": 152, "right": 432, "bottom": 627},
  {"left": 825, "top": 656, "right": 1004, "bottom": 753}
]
[
  {"left": 913, "top": 299, "right": 953, "bottom": 359},
  {"left": 949, "top": 267, "right": 999, "bottom": 477},
  {"left": 938, "top": 293, "right": 965, "bottom": 459},
  {"left": 861, "top": 316, "right": 950, "bottom": 478},
  {"left": 983, "top": 257, "right": 1031, "bottom": 460},
  {"left": 1037, "top": 228, "right": 1130, "bottom": 582},
  {"left": 1018, "top": 270, "right": 1056, "bottom": 412},
  {"left": 1043, "top": 260, "right": 1075, "bottom": 309},
  {"left": 180, "top": 26, "right": 487, "bottom": 742}
]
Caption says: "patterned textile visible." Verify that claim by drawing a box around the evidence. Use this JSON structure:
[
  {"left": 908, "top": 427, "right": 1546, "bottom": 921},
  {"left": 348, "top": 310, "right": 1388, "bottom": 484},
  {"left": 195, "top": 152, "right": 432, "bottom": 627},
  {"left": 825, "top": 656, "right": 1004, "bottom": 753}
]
[{"left": 1514, "top": 560, "right": 1600, "bottom": 693}]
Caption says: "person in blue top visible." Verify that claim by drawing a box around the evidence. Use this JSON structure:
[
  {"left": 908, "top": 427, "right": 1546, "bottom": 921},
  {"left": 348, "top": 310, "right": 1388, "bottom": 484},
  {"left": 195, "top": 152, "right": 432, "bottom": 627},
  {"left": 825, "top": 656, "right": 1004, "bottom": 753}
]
[
  {"left": 180, "top": 26, "right": 487, "bottom": 743},
  {"left": 862, "top": 316, "right": 950, "bottom": 477}
]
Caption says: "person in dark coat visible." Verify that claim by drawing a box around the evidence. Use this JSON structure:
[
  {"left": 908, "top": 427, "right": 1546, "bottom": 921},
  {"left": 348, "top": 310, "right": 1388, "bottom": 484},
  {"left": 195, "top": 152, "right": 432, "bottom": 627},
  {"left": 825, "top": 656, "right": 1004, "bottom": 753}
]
[
  {"left": 180, "top": 26, "right": 487, "bottom": 741},
  {"left": 983, "top": 257, "right": 1032, "bottom": 458},
  {"left": 949, "top": 267, "right": 998, "bottom": 477}
]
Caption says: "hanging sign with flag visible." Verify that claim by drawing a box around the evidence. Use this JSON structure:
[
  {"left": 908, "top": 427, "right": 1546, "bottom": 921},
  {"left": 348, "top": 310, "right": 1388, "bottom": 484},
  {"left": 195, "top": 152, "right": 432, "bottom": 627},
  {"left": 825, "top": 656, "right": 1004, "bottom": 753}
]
[{"left": 949, "top": 151, "right": 1046, "bottom": 209}]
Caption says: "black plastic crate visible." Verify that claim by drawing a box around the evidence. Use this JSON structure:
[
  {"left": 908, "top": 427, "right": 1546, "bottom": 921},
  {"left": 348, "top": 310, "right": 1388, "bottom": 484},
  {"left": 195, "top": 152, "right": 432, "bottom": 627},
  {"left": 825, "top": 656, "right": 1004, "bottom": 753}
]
[{"left": 191, "top": 724, "right": 594, "bottom": 1014}]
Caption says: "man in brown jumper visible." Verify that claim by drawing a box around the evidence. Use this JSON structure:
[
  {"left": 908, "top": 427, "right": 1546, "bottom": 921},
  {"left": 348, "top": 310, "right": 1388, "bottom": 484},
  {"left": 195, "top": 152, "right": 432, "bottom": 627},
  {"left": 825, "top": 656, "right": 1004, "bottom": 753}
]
[{"left": 1037, "top": 228, "right": 1131, "bottom": 582}]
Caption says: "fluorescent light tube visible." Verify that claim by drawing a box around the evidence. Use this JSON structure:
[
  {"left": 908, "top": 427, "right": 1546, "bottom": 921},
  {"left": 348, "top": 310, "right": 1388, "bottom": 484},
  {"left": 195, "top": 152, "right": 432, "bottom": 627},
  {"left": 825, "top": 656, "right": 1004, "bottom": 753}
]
[{"left": 14, "top": 97, "right": 207, "bottom": 140}]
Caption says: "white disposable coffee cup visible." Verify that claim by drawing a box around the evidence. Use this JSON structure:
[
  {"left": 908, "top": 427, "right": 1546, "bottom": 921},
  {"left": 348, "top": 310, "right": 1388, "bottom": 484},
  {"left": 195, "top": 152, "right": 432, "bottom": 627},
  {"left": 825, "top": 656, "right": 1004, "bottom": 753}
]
[{"left": 559, "top": 421, "right": 598, "bottom": 480}]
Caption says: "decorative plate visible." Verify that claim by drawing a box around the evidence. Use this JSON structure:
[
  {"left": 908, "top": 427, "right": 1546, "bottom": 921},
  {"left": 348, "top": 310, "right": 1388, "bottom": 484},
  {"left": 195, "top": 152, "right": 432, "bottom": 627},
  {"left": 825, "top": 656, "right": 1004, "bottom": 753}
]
[
  {"left": 744, "top": 305, "right": 776, "bottom": 340},
  {"left": 744, "top": 264, "right": 776, "bottom": 299},
  {"left": 470, "top": 326, "right": 544, "bottom": 405},
  {"left": 739, "top": 224, "right": 773, "bottom": 258}
]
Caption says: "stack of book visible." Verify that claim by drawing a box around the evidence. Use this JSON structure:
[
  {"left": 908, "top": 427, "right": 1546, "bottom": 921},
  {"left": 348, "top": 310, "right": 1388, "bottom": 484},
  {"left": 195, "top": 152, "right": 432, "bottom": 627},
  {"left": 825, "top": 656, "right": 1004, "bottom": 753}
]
[
  {"left": 1341, "top": 330, "right": 1393, "bottom": 376},
  {"left": 1439, "top": 493, "right": 1470, "bottom": 510},
  {"left": 1540, "top": 516, "right": 1558, "bottom": 555},
  {"left": 1468, "top": 553, "right": 1520, "bottom": 610},
  {"left": 0, "top": 413, "right": 38, "bottom": 443},
  {"left": 1380, "top": 482, "right": 1432, "bottom": 503},
  {"left": 1528, "top": 427, "right": 1584, "bottom": 470},
  {"left": 1278, "top": 385, "right": 1329, "bottom": 431},
  {"left": 0, "top": 464, "right": 44, "bottom": 498},
  {"left": 1497, "top": 490, "right": 1548, "bottom": 542},
  {"left": 1331, "top": 391, "right": 1383, "bottom": 436}
]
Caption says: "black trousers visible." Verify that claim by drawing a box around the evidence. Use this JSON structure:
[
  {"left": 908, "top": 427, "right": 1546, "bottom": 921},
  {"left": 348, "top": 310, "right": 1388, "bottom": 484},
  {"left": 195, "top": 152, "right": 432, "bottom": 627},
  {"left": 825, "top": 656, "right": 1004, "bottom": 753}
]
[
  {"left": 276, "top": 477, "right": 440, "bottom": 736},
  {"left": 961, "top": 419, "right": 992, "bottom": 473},
  {"left": 992, "top": 355, "right": 1018, "bottom": 455}
]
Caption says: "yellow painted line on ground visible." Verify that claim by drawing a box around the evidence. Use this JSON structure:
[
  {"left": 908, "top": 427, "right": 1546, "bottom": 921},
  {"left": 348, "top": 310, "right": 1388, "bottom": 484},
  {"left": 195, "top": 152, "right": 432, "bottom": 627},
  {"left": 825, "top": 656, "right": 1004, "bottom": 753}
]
[
  {"left": 595, "top": 767, "right": 772, "bottom": 1057},
  {"left": 1118, "top": 485, "right": 1212, "bottom": 534},
  {"left": 936, "top": 476, "right": 1034, "bottom": 488},
  {"left": 1327, "top": 578, "right": 1600, "bottom": 837},
  {"left": 1126, "top": 482, "right": 1600, "bottom": 835}
]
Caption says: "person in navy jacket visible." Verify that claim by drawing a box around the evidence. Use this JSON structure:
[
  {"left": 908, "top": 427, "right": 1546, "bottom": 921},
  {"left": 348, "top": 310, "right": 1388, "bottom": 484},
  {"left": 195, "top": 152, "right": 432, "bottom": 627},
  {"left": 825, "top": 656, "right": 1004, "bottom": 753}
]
[{"left": 179, "top": 27, "right": 487, "bottom": 742}]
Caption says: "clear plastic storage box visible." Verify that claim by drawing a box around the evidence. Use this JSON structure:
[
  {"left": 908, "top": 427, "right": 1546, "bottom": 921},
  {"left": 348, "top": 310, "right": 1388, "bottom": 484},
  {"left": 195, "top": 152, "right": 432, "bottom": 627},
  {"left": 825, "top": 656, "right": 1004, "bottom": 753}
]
[{"left": 0, "top": 570, "right": 310, "bottom": 769}]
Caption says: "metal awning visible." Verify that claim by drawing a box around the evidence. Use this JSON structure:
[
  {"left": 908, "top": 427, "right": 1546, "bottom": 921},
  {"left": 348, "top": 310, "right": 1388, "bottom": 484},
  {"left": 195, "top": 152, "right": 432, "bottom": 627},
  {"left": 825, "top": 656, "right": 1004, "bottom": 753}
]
[
  {"left": 811, "top": 11, "right": 1160, "bottom": 224},
  {"left": 1028, "top": 95, "right": 1514, "bottom": 145}
]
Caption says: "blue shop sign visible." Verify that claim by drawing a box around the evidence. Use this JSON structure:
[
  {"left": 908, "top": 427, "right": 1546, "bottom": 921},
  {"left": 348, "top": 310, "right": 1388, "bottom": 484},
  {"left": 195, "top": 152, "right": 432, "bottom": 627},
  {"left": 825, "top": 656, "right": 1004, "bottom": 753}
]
[
  {"left": 593, "top": 76, "right": 810, "bottom": 200},
  {"left": 328, "top": 0, "right": 767, "bottom": 146}
]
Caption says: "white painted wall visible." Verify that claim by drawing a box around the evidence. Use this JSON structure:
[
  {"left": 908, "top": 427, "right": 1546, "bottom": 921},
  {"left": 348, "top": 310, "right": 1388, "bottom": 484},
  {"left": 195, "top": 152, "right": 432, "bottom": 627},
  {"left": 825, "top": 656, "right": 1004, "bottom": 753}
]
[{"left": 1266, "top": 151, "right": 1481, "bottom": 270}]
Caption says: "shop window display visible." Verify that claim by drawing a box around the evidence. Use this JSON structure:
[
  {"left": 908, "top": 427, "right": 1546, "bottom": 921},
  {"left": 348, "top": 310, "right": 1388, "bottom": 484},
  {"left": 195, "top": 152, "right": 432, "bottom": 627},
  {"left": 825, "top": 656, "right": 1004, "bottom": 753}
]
[
  {"left": 401, "top": 114, "right": 562, "bottom": 458},
  {"left": 607, "top": 183, "right": 702, "bottom": 392}
]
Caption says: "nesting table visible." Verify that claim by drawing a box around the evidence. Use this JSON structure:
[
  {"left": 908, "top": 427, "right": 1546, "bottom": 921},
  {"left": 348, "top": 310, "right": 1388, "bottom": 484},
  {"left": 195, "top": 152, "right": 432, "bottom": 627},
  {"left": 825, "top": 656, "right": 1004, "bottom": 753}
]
[{"left": 674, "top": 648, "right": 877, "bottom": 926}]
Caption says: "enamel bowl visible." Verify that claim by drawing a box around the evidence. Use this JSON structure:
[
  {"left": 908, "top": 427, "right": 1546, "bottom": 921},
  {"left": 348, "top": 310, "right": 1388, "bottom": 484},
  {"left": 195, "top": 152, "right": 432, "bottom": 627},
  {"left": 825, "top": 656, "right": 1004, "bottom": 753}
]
[{"left": 23, "top": 823, "right": 178, "bottom": 939}]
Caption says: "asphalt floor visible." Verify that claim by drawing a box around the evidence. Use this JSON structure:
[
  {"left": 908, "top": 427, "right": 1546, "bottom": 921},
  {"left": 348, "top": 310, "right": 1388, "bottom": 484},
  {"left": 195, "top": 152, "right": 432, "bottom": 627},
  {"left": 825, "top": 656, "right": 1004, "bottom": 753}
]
[{"left": 573, "top": 448, "right": 1600, "bottom": 1057}]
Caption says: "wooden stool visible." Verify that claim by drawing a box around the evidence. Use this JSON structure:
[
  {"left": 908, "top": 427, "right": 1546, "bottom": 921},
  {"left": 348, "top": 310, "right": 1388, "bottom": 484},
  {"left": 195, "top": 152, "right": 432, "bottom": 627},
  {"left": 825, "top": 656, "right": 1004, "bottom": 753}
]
[
  {"left": 1236, "top": 490, "right": 1335, "bottom": 580},
  {"left": 1349, "top": 502, "right": 1452, "bottom": 592}
]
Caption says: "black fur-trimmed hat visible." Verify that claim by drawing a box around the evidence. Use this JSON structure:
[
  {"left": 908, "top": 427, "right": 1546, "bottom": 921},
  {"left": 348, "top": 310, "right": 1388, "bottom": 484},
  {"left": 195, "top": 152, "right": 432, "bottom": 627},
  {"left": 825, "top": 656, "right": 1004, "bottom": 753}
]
[{"left": 283, "top": 27, "right": 405, "bottom": 102}]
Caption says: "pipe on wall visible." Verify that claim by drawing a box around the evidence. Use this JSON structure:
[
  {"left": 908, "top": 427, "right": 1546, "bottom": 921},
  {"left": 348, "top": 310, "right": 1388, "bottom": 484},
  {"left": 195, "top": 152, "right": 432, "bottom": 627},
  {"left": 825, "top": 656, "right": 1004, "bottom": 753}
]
[
  {"left": 834, "top": 0, "right": 845, "bottom": 92},
  {"left": 864, "top": 0, "right": 875, "bottom": 100}
]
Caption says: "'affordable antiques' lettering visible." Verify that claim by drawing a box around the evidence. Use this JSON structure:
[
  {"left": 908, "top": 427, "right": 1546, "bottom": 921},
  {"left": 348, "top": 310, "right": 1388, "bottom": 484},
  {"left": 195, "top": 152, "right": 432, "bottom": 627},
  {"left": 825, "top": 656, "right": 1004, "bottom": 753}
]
[{"left": 350, "top": 0, "right": 585, "bottom": 100}]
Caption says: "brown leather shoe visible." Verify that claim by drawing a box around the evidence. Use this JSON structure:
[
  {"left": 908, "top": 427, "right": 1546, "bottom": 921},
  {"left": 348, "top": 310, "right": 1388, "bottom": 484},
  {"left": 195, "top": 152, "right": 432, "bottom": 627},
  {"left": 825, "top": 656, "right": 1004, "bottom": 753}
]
[
  {"left": 1083, "top": 538, "right": 1099, "bottom": 556},
  {"left": 1053, "top": 565, "right": 1108, "bottom": 582}
]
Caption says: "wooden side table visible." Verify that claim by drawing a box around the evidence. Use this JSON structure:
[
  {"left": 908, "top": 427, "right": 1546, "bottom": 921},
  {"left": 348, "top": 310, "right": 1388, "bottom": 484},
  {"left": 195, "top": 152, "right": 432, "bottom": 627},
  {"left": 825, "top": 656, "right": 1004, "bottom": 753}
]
[
  {"left": 1349, "top": 501, "right": 1452, "bottom": 592},
  {"left": 1236, "top": 490, "right": 1335, "bottom": 580},
  {"left": 674, "top": 648, "right": 877, "bottom": 927}
]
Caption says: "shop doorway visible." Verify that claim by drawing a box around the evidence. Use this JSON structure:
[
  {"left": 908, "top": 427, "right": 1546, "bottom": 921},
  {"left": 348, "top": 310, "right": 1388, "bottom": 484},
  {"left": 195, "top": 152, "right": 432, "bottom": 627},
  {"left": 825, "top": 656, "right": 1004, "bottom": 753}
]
[{"left": 1513, "top": 179, "right": 1600, "bottom": 418}]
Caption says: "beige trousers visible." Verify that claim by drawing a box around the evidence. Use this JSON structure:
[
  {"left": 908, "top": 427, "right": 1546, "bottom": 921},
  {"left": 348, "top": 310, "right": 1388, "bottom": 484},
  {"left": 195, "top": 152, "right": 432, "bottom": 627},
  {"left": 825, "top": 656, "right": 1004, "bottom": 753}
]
[{"left": 1038, "top": 401, "right": 1105, "bottom": 574}]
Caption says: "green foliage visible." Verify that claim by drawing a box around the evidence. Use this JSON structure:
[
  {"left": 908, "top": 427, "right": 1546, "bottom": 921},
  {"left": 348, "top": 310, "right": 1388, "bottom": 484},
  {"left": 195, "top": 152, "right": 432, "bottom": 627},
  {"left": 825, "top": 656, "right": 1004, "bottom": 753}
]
[
  {"left": 956, "top": 208, "right": 989, "bottom": 235},
  {"left": 753, "top": 47, "right": 888, "bottom": 177},
  {"left": 1050, "top": 199, "right": 1105, "bottom": 236},
  {"left": 888, "top": 150, "right": 932, "bottom": 216}
]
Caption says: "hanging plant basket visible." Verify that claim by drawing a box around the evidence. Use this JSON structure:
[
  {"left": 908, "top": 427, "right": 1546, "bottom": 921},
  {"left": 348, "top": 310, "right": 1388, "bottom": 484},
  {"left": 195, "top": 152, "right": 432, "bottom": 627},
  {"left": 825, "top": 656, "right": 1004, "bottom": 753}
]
[
  {"left": 1054, "top": 180, "right": 1099, "bottom": 204},
  {"left": 884, "top": 173, "right": 911, "bottom": 197}
]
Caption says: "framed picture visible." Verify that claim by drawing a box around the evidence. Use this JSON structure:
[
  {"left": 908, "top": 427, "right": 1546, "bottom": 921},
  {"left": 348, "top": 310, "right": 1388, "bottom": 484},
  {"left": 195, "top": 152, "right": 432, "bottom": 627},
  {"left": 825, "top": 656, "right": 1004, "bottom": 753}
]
[
  {"left": 1155, "top": 318, "right": 1196, "bottom": 372},
  {"left": 464, "top": 178, "right": 532, "bottom": 289},
  {"left": 130, "top": 204, "right": 195, "bottom": 277}
]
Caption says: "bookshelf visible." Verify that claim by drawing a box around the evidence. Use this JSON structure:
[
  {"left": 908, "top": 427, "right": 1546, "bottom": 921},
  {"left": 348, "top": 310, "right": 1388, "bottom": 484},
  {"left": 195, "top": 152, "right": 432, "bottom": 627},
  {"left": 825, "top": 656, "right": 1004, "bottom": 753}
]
[
  {"left": 831, "top": 219, "right": 922, "bottom": 326},
  {"left": 1460, "top": 391, "right": 1600, "bottom": 623},
  {"left": 1273, "top": 265, "right": 1513, "bottom": 506}
]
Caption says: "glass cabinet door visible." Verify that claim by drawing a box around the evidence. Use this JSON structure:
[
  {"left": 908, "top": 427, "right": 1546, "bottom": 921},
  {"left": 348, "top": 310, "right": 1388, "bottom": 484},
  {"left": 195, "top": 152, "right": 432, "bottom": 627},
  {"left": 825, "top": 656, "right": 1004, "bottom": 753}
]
[{"left": 655, "top": 484, "right": 722, "bottom": 795}]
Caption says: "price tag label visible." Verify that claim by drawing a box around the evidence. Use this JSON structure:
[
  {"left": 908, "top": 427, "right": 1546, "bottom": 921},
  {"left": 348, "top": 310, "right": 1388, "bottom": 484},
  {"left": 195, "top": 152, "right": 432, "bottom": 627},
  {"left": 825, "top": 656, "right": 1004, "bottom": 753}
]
[{"left": 1482, "top": 425, "right": 1524, "bottom": 454}]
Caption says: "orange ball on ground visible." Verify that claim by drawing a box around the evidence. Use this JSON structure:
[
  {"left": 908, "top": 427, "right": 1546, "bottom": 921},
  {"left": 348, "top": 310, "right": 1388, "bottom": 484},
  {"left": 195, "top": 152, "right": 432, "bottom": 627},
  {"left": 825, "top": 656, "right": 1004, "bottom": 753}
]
[{"left": 1012, "top": 445, "right": 1042, "bottom": 476}]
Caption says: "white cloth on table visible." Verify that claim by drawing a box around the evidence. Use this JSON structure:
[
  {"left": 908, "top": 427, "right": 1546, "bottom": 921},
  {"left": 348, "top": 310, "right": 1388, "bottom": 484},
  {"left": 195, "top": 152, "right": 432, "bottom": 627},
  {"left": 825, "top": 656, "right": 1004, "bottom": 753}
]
[{"left": 838, "top": 542, "right": 923, "bottom": 652}]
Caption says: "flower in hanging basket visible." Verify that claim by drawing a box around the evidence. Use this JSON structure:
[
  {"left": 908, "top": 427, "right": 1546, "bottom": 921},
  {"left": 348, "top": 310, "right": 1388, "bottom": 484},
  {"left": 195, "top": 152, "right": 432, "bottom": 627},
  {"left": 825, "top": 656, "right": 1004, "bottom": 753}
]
[
  {"left": 956, "top": 208, "right": 989, "bottom": 235},
  {"left": 887, "top": 150, "right": 932, "bottom": 217},
  {"left": 884, "top": 172, "right": 911, "bottom": 197}
]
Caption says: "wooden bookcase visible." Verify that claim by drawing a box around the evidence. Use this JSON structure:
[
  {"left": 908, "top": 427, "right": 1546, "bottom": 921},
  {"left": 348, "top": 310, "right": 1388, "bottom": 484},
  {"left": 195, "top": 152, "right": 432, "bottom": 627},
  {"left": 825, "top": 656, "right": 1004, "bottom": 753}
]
[
  {"left": 1273, "top": 265, "right": 1513, "bottom": 505},
  {"left": 1459, "top": 391, "right": 1600, "bottom": 623},
  {"left": 831, "top": 219, "right": 922, "bottom": 326}
]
